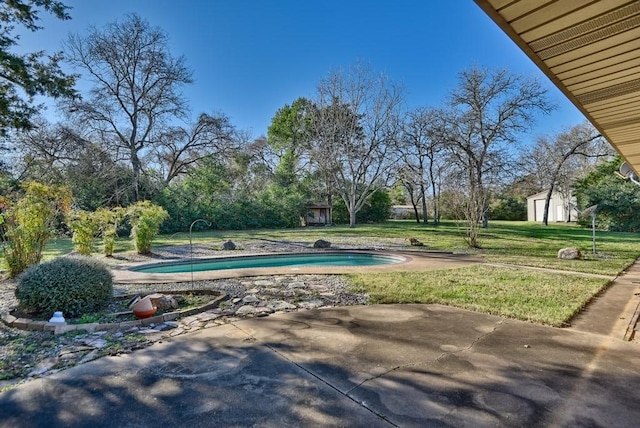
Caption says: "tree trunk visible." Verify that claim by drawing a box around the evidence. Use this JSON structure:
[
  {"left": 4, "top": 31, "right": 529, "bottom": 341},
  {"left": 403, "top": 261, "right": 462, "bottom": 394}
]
[
  {"left": 131, "top": 150, "right": 142, "bottom": 202},
  {"left": 326, "top": 193, "right": 333, "bottom": 225},
  {"left": 420, "top": 182, "right": 428, "bottom": 224},
  {"left": 403, "top": 181, "right": 420, "bottom": 223},
  {"left": 481, "top": 188, "right": 489, "bottom": 228},
  {"left": 542, "top": 185, "right": 554, "bottom": 226},
  {"left": 431, "top": 182, "right": 439, "bottom": 225},
  {"left": 474, "top": 167, "right": 488, "bottom": 229},
  {"left": 413, "top": 204, "right": 420, "bottom": 223},
  {"left": 349, "top": 208, "right": 357, "bottom": 228}
]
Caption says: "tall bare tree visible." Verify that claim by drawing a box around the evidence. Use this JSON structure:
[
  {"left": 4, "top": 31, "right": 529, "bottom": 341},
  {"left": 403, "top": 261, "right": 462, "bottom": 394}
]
[
  {"left": 11, "top": 119, "right": 133, "bottom": 209},
  {"left": 441, "top": 67, "right": 553, "bottom": 246},
  {"left": 526, "top": 122, "right": 611, "bottom": 225},
  {"left": 64, "top": 13, "right": 192, "bottom": 201},
  {"left": 153, "top": 112, "right": 237, "bottom": 185},
  {"left": 399, "top": 107, "right": 450, "bottom": 224},
  {"left": 309, "top": 62, "right": 404, "bottom": 227},
  {"left": 12, "top": 118, "right": 84, "bottom": 184}
]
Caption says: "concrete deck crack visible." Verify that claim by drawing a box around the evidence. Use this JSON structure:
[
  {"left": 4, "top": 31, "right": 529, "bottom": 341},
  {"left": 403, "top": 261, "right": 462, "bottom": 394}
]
[
  {"left": 230, "top": 323, "right": 397, "bottom": 427},
  {"left": 345, "top": 318, "right": 506, "bottom": 395}
]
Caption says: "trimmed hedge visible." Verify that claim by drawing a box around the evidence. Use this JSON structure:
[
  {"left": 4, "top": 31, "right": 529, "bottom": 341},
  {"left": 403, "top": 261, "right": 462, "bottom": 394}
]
[{"left": 15, "top": 256, "right": 113, "bottom": 318}]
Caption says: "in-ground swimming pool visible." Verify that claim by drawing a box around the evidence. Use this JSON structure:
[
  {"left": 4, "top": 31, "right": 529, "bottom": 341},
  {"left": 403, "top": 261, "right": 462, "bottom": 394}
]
[{"left": 131, "top": 252, "right": 404, "bottom": 274}]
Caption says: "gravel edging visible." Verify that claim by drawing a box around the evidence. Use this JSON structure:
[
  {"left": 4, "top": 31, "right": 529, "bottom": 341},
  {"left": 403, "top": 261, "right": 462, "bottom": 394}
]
[
  {"left": 0, "top": 237, "right": 418, "bottom": 390},
  {"left": 0, "top": 272, "right": 370, "bottom": 390}
]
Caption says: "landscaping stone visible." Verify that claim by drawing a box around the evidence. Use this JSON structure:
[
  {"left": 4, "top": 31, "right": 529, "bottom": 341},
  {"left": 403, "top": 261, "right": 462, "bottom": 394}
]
[
  {"left": 222, "top": 240, "right": 236, "bottom": 250},
  {"left": 298, "top": 299, "right": 325, "bottom": 309},
  {"left": 235, "top": 305, "right": 257, "bottom": 316},
  {"left": 254, "top": 307, "right": 274, "bottom": 316},
  {"left": 314, "top": 239, "right": 331, "bottom": 248},
  {"left": 28, "top": 358, "right": 57, "bottom": 377},
  {"left": 138, "top": 329, "right": 161, "bottom": 335},
  {"left": 558, "top": 247, "right": 583, "bottom": 260},
  {"left": 78, "top": 350, "right": 100, "bottom": 364},
  {"left": 147, "top": 293, "right": 179, "bottom": 310},
  {"left": 268, "top": 301, "right": 297, "bottom": 311},
  {"left": 197, "top": 312, "right": 221, "bottom": 322},
  {"left": 1, "top": 313, "right": 17, "bottom": 325},
  {"left": 254, "top": 280, "right": 274, "bottom": 287},
  {"left": 242, "top": 294, "right": 260, "bottom": 303},
  {"left": 80, "top": 338, "right": 108, "bottom": 349},
  {"left": 54, "top": 325, "right": 78, "bottom": 335},
  {"left": 288, "top": 282, "right": 307, "bottom": 289}
]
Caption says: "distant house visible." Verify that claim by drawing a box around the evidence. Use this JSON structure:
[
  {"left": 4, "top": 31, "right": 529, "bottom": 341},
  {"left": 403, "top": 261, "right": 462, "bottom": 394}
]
[
  {"left": 391, "top": 205, "right": 416, "bottom": 219},
  {"left": 305, "top": 204, "right": 332, "bottom": 226},
  {"left": 526, "top": 191, "right": 578, "bottom": 222}
]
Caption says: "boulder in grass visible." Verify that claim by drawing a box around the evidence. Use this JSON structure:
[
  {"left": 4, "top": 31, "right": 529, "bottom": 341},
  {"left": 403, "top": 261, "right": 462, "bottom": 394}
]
[
  {"left": 314, "top": 239, "right": 331, "bottom": 249},
  {"left": 557, "top": 247, "right": 583, "bottom": 260},
  {"left": 222, "top": 240, "right": 236, "bottom": 250}
]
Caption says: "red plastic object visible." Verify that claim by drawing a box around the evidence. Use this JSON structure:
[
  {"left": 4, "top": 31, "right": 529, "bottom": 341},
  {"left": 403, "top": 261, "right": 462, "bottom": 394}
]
[{"left": 133, "top": 307, "right": 157, "bottom": 319}]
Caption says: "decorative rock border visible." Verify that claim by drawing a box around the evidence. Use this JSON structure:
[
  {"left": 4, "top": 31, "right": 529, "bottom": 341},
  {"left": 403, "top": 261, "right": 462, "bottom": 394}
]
[{"left": 0, "top": 291, "right": 228, "bottom": 335}]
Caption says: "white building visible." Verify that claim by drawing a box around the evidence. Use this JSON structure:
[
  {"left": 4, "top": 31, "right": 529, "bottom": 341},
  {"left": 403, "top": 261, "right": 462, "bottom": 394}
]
[{"left": 527, "top": 191, "right": 578, "bottom": 223}]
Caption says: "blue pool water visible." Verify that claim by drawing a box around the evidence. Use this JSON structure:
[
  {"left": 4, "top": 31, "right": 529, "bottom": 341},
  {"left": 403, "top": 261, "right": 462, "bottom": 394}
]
[{"left": 132, "top": 252, "right": 403, "bottom": 274}]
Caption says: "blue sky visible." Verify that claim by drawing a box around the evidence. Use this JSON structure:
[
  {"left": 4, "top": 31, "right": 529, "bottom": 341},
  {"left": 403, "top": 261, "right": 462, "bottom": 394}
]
[{"left": 17, "top": 0, "right": 586, "bottom": 141}]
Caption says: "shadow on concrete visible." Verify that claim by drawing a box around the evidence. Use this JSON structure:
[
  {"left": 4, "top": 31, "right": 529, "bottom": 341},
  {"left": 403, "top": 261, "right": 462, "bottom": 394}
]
[{"left": 2, "top": 304, "right": 640, "bottom": 427}]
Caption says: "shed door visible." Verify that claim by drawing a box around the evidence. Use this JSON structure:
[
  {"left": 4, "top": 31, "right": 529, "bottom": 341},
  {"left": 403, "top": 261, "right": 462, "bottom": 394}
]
[
  {"left": 534, "top": 199, "right": 545, "bottom": 222},
  {"left": 556, "top": 205, "right": 564, "bottom": 222}
]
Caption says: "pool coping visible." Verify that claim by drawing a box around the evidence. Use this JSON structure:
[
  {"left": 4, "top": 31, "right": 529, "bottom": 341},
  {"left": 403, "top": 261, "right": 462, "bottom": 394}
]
[{"left": 111, "top": 249, "right": 485, "bottom": 284}]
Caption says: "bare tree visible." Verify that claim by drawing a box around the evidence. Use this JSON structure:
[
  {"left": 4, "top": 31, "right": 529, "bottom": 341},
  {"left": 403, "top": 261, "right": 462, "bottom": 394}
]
[
  {"left": 396, "top": 166, "right": 423, "bottom": 223},
  {"left": 526, "top": 122, "right": 611, "bottom": 225},
  {"left": 10, "top": 119, "right": 135, "bottom": 209},
  {"left": 64, "top": 13, "right": 192, "bottom": 201},
  {"left": 441, "top": 67, "right": 553, "bottom": 246},
  {"left": 153, "top": 112, "right": 237, "bottom": 185},
  {"left": 11, "top": 118, "right": 85, "bottom": 184},
  {"left": 309, "top": 62, "right": 404, "bottom": 227},
  {"left": 399, "top": 107, "right": 450, "bottom": 224}
]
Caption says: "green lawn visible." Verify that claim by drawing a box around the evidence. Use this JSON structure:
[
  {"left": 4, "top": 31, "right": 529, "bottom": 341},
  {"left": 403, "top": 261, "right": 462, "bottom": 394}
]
[
  {"left": 3, "top": 220, "right": 639, "bottom": 326},
  {"left": 347, "top": 265, "right": 608, "bottom": 327},
  {"left": 143, "top": 220, "right": 639, "bottom": 276}
]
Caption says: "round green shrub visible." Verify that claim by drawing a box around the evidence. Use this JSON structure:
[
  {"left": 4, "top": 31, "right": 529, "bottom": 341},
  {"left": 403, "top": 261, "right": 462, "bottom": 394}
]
[{"left": 15, "top": 256, "right": 113, "bottom": 318}]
